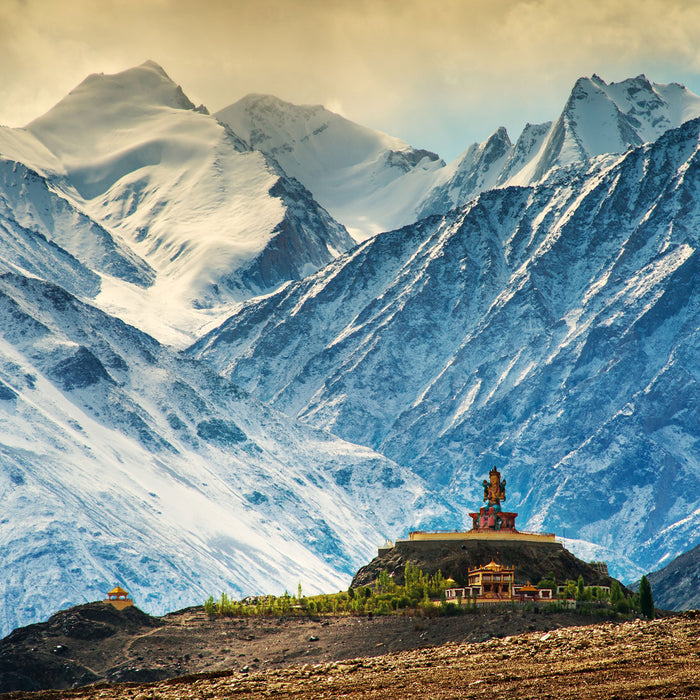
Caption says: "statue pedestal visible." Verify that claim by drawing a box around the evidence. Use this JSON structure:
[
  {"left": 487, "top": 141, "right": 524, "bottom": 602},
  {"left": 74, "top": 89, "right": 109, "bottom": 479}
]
[{"left": 469, "top": 507, "right": 519, "bottom": 532}]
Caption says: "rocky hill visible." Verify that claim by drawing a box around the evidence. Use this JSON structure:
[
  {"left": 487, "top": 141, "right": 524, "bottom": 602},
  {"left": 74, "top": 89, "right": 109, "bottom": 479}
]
[{"left": 351, "top": 538, "right": 619, "bottom": 590}]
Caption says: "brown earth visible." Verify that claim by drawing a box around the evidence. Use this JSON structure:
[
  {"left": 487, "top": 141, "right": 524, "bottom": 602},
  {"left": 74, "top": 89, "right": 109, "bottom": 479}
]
[
  {"left": 3, "top": 613, "right": 700, "bottom": 699},
  {"left": 1, "top": 602, "right": 612, "bottom": 692}
]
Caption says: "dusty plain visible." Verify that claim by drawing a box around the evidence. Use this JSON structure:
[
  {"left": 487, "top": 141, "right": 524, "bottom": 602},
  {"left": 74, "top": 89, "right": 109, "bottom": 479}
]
[{"left": 2, "top": 608, "right": 699, "bottom": 699}]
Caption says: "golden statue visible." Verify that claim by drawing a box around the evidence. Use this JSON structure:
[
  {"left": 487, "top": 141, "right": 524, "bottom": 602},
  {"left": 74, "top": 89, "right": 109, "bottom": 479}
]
[{"left": 483, "top": 467, "right": 506, "bottom": 507}]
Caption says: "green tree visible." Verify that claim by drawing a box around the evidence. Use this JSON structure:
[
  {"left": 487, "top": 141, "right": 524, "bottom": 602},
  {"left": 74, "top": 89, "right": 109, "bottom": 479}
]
[
  {"left": 377, "top": 570, "right": 394, "bottom": 594},
  {"left": 576, "top": 575, "right": 585, "bottom": 600},
  {"left": 610, "top": 580, "right": 623, "bottom": 606},
  {"left": 639, "top": 575, "right": 654, "bottom": 619},
  {"left": 204, "top": 595, "right": 216, "bottom": 617}
]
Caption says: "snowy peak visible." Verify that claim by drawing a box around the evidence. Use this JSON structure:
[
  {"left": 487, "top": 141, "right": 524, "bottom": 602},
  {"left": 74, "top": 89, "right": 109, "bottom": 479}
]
[
  {"left": 545, "top": 73, "right": 700, "bottom": 168},
  {"left": 0, "top": 63, "right": 356, "bottom": 344},
  {"left": 32, "top": 60, "right": 197, "bottom": 125},
  {"left": 24, "top": 61, "right": 221, "bottom": 199},
  {"left": 496, "top": 121, "right": 552, "bottom": 186},
  {"left": 217, "top": 93, "right": 436, "bottom": 173},
  {"left": 415, "top": 74, "right": 700, "bottom": 219},
  {"left": 26, "top": 62, "right": 204, "bottom": 160},
  {"left": 216, "top": 94, "right": 443, "bottom": 240},
  {"left": 415, "top": 126, "right": 514, "bottom": 218}
]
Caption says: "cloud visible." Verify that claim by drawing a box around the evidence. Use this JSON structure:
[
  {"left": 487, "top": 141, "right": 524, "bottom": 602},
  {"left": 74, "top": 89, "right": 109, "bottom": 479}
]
[{"left": 1, "top": 0, "right": 699, "bottom": 158}]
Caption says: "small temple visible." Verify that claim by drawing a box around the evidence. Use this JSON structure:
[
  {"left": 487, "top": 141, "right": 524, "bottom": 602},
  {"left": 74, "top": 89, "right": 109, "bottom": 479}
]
[
  {"left": 105, "top": 586, "right": 134, "bottom": 610},
  {"left": 468, "top": 560, "right": 513, "bottom": 600}
]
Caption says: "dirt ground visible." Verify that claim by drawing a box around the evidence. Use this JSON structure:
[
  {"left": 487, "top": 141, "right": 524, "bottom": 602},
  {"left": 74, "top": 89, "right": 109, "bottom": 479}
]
[
  {"left": 1, "top": 603, "right": 606, "bottom": 690},
  {"left": 2, "top": 610, "right": 700, "bottom": 699}
]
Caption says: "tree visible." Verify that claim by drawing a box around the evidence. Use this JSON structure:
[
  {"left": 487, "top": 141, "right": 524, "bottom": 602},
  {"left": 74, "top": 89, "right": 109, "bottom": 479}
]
[
  {"left": 639, "top": 575, "right": 654, "bottom": 619},
  {"left": 377, "top": 570, "right": 394, "bottom": 594},
  {"left": 576, "top": 575, "right": 585, "bottom": 600},
  {"left": 610, "top": 580, "right": 623, "bottom": 606},
  {"left": 204, "top": 595, "right": 216, "bottom": 617}
]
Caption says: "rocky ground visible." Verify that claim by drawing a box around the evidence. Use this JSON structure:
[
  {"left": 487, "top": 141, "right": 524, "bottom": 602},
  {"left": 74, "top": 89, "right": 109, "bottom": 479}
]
[
  {"left": 1, "top": 602, "right": 613, "bottom": 692},
  {"left": 2, "top": 613, "right": 699, "bottom": 699},
  {"left": 2, "top": 605, "right": 699, "bottom": 698}
]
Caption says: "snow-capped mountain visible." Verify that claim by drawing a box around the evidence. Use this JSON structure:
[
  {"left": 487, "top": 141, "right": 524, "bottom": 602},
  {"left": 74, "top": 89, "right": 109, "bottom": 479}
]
[
  {"left": 416, "top": 74, "right": 700, "bottom": 218},
  {"left": 0, "top": 264, "right": 450, "bottom": 637},
  {"left": 192, "top": 115, "right": 700, "bottom": 579},
  {"left": 3, "top": 62, "right": 700, "bottom": 636},
  {"left": 1, "top": 61, "right": 354, "bottom": 345},
  {"left": 216, "top": 94, "right": 444, "bottom": 240},
  {"left": 413, "top": 124, "right": 544, "bottom": 222},
  {"left": 0, "top": 61, "right": 460, "bottom": 636},
  {"left": 218, "top": 76, "right": 700, "bottom": 237}
]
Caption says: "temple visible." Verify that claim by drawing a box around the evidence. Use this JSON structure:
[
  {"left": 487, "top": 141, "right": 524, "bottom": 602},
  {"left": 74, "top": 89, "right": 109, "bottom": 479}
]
[
  {"left": 360, "top": 466, "right": 614, "bottom": 607},
  {"left": 105, "top": 586, "right": 134, "bottom": 610}
]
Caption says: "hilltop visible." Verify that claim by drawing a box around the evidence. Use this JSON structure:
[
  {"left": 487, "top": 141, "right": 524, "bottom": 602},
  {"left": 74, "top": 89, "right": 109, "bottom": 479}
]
[{"left": 352, "top": 537, "right": 621, "bottom": 591}]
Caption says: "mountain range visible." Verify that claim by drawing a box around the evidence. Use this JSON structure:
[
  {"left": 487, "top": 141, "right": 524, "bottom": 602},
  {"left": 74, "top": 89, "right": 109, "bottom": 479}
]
[
  {"left": 216, "top": 74, "right": 700, "bottom": 238},
  {"left": 1, "top": 61, "right": 354, "bottom": 346},
  {"left": 1, "top": 61, "right": 700, "bottom": 634},
  {"left": 192, "top": 113, "right": 700, "bottom": 581}
]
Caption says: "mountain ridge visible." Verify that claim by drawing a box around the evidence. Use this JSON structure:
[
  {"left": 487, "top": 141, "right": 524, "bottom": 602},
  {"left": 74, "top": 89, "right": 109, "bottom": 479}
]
[
  {"left": 191, "top": 115, "right": 700, "bottom": 579},
  {"left": 2, "top": 62, "right": 700, "bottom": 639},
  {"left": 4, "top": 61, "right": 355, "bottom": 345}
]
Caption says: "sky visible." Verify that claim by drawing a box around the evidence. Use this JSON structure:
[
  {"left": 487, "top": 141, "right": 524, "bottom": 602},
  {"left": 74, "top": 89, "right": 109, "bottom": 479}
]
[{"left": 2, "top": 0, "right": 700, "bottom": 162}]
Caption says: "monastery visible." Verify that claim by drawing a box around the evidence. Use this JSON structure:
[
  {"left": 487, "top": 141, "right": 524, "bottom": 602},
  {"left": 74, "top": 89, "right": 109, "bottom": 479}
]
[{"left": 382, "top": 467, "right": 594, "bottom": 606}]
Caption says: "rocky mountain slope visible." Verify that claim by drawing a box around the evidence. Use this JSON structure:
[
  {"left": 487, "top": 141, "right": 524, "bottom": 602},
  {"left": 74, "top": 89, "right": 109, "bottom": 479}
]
[
  {"left": 646, "top": 542, "right": 700, "bottom": 611},
  {"left": 0, "top": 267, "right": 451, "bottom": 637},
  {"left": 191, "top": 115, "right": 700, "bottom": 579},
  {"left": 1, "top": 61, "right": 354, "bottom": 345}
]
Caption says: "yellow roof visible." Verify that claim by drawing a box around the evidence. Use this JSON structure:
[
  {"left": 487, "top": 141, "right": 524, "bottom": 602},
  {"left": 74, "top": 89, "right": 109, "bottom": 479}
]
[
  {"left": 109, "top": 586, "right": 129, "bottom": 595},
  {"left": 519, "top": 583, "right": 539, "bottom": 592},
  {"left": 483, "top": 560, "right": 503, "bottom": 571}
]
